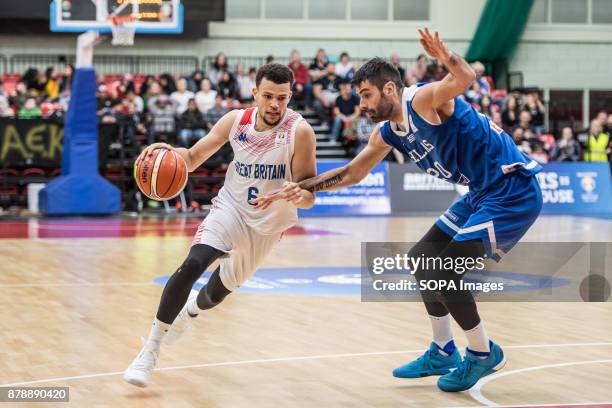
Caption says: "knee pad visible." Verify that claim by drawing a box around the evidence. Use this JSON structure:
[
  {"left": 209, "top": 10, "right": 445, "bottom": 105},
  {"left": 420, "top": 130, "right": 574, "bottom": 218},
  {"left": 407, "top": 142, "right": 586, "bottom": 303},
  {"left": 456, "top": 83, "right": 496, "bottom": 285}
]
[{"left": 173, "top": 257, "right": 205, "bottom": 286}]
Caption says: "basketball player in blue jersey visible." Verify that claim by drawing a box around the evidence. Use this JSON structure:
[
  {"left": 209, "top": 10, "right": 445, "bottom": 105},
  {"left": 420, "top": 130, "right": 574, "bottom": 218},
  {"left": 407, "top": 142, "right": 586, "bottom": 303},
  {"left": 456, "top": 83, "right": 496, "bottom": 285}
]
[{"left": 254, "top": 28, "right": 543, "bottom": 392}]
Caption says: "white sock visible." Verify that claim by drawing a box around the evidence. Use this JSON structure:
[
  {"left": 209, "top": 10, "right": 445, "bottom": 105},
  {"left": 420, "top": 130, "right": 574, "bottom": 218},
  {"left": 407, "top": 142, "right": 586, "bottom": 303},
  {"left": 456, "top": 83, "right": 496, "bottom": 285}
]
[
  {"left": 145, "top": 318, "right": 171, "bottom": 350},
  {"left": 186, "top": 296, "right": 200, "bottom": 316},
  {"left": 464, "top": 321, "right": 490, "bottom": 354},
  {"left": 429, "top": 314, "right": 454, "bottom": 351}
]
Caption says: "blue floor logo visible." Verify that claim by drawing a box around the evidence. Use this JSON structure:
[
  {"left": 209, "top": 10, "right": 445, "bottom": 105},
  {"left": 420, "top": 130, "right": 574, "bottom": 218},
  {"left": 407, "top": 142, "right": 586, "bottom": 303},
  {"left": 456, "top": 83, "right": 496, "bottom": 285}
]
[{"left": 152, "top": 267, "right": 571, "bottom": 296}]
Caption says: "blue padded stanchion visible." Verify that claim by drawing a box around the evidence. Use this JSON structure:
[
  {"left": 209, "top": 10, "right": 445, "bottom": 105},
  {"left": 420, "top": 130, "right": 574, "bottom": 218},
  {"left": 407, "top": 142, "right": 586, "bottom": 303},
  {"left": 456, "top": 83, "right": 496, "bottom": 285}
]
[{"left": 39, "top": 67, "right": 120, "bottom": 215}]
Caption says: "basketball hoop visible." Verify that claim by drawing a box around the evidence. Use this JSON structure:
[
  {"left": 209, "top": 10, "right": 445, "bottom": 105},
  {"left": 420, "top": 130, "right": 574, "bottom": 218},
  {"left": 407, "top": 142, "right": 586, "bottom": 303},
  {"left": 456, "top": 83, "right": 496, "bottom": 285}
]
[{"left": 109, "top": 15, "right": 136, "bottom": 46}]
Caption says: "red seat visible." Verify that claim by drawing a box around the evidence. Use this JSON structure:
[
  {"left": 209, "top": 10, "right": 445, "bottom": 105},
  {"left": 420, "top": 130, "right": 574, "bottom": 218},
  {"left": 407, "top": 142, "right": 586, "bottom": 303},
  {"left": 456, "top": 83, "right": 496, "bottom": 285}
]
[
  {"left": 21, "top": 168, "right": 46, "bottom": 177},
  {"left": 0, "top": 168, "right": 19, "bottom": 177},
  {"left": 2, "top": 73, "right": 21, "bottom": 95}
]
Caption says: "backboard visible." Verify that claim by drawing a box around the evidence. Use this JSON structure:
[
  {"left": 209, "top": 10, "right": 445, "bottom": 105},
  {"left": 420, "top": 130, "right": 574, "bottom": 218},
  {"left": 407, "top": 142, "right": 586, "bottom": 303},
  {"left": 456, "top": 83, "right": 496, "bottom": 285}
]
[{"left": 50, "top": 0, "right": 183, "bottom": 34}]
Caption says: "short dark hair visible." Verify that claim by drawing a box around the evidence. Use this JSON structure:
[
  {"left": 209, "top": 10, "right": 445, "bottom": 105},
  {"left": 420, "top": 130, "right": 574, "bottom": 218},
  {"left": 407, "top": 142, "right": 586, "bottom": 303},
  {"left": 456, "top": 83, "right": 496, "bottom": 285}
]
[
  {"left": 256, "top": 63, "right": 294, "bottom": 87},
  {"left": 351, "top": 57, "right": 403, "bottom": 92}
]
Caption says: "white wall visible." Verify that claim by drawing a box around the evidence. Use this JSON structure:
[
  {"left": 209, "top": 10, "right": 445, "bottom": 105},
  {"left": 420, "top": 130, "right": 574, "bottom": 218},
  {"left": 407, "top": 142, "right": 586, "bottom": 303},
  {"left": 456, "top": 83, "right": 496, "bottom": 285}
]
[{"left": 511, "top": 24, "right": 612, "bottom": 89}]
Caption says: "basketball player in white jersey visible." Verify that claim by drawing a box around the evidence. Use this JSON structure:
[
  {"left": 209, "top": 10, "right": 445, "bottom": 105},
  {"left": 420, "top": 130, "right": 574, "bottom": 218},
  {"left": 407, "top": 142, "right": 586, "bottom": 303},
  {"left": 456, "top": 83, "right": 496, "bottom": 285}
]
[{"left": 124, "top": 64, "right": 317, "bottom": 387}]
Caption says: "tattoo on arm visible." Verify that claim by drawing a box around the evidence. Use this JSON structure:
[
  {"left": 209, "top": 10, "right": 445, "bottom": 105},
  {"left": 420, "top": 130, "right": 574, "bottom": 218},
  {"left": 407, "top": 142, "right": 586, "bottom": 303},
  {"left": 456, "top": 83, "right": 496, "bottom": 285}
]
[
  {"left": 311, "top": 174, "right": 343, "bottom": 192},
  {"left": 447, "top": 52, "right": 458, "bottom": 66},
  {"left": 298, "top": 168, "right": 346, "bottom": 192}
]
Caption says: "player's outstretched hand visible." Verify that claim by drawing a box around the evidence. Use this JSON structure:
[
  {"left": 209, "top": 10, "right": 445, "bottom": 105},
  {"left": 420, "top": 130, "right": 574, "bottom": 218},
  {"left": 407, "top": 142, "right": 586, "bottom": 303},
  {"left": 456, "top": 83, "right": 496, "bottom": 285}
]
[
  {"left": 251, "top": 182, "right": 304, "bottom": 210},
  {"left": 135, "top": 142, "right": 174, "bottom": 165},
  {"left": 418, "top": 28, "right": 452, "bottom": 64}
]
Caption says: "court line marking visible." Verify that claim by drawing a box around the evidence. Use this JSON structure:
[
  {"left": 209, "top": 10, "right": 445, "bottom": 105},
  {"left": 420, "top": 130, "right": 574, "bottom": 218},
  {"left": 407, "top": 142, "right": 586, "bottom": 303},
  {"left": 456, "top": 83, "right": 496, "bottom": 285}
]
[
  {"left": 468, "top": 359, "right": 612, "bottom": 407},
  {"left": 2, "top": 342, "right": 612, "bottom": 388}
]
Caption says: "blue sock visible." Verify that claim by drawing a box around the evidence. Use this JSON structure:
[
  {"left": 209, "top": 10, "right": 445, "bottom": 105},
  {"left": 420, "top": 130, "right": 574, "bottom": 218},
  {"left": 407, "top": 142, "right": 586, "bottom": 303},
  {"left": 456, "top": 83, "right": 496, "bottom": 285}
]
[
  {"left": 437, "top": 340, "right": 457, "bottom": 356},
  {"left": 467, "top": 347, "right": 491, "bottom": 358}
]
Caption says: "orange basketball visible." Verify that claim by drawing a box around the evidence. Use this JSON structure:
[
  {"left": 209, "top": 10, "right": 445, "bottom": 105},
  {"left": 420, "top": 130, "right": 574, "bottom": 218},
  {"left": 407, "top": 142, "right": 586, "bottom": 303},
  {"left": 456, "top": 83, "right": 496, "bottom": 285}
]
[{"left": 134, "top": 148, "right": 188, "bottom": 200}]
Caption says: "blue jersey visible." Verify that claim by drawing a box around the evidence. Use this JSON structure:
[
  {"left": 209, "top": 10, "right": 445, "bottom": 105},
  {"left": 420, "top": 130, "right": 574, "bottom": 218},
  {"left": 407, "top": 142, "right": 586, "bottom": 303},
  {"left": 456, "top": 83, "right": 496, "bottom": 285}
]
[{"left": 380, "top": 84, "right": 541, "bottom": 192}]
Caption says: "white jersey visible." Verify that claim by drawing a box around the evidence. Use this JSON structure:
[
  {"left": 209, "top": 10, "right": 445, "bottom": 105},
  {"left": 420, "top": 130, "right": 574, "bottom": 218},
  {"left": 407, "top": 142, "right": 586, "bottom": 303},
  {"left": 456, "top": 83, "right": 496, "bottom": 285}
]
[{"left": 215, "top": 107, "right": 303, "bottom": 235}]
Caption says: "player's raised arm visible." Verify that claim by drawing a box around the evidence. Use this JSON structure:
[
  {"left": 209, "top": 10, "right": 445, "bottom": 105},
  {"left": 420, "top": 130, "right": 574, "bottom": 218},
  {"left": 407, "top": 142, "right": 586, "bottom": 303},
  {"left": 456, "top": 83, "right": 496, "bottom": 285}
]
[
  {"left": 137, "top": 110, "right": 238, "bottom": 172},
  {"left": 412, "top": 28, "right": 476, "bottom": 114}
]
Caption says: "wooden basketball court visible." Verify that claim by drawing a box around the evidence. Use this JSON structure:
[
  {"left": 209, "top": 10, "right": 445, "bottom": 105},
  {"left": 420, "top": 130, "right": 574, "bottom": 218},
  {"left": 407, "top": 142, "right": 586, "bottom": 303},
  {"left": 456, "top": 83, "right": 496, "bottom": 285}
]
[{"left": 1, "top": 214, "right": 611, "bottom": 407}]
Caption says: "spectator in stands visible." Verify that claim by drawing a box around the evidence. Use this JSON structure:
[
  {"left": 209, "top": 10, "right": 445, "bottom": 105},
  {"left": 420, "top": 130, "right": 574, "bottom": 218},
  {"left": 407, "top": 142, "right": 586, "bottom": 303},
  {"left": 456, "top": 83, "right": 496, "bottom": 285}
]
[
  {"left": 144, "top": 81, "right": 164, "bottom": 110},
  {"left": 18, "top": 97, "right": 42, "bottom": 119},
  {"left": 159, "top": 73, "right": 177, "bottom": 95},
  {"left": 114, "top": 98, "right": 146, "bottom": 145},
  {"left": 479, "top": 95, "right": 494, "bottom": 117},
  {"left": 0, "top": 96, "right": 14, "bottom": 117},
  {"left": 195, "top": 78, "right": 217, "bottom": 113},
  {"left": 313, "top": 63, "right": 341, "bottom": 123},
  {"left": 471, "top": 61, "right": 490, "bottom": 94},
  {"left": 44, "top": 67, "right": 60, "bottom": 100},
  {"left": 517, "top": 110, "right": 535, "bottom": 134},
  {"left": 177, "top": 99, "right": 207, "bottom": 147},
  {"left": 491, "top": 111, "right": 504, "bottom": 130},
  {"left": 335, "top": 52, "right": 355, "bottom": 80},
  {"left": 96, "top": 84, "right": 119, "bottom": 116},
  {"left": 583, "top": 119, "right": 611, "bottom": 162},
  {"left": 170, "top": 78, "right": 195, "bottom": 115},
  {"left": 204, "top": 94, "right": 229, "bottom": 130},
  {"left": 512, "top": 127, "right": 531, "bottom": 154},
  {"left": 9, "top": 81, "right": 28, "bottom": 109},
  {"left": 309, "top": 49, "right": 329, "bottom": 83},
  {"left": 58, "top": 64, "right": 74, "bottom": 95},
  {"left": 187, "top": 69, "right": 204, "bottom": 93},
  {"left": 552, "top": 127, "right": 581, "bottom": 162},
  {"left": 116, "top": 74, "right": 135, "bottom": 97},
  {"left": 425, "top": 60, "right": 447, "bottom": 82},
  {"left": 330, "top": 81, "right": 360, "bottom": 142},
  {"left": 238, "top": 68, "right": 256, "bottom": 104},
  {"left": 406, "top": 54, "right": 427, "bottom": 85},
  {"left": 147, "top": 94, "right": 176, "bottom": 144},
  {"left": 209, "top": 52, "right": 229, "bottom": 86},
  {"left": 390, "top": 52, "right": 405, "bottom": 81},
  {"left": 465, "top": 81, "right": 484, "bottom": 105},
  {"left": 288, "top": 50, "right": 310, "bottom": 109},
  {"left": 531, "top": 143, "right": 550, "bottom": 164},
  {"left": 225, "top": 96, "right": 241, "bottom": 110},
  {"left": 217, "top": 71, "right": 238, "bottom": 99},
  {"left": 523, "top": 91, "right": 545, "bottom": 131},
  {"left": 139, "top": 75, "right": 156, "bottom": 97},
  {"left": 596, "top": 110, "right": 608, "bottom": 127},
  {"left": 265, "top": 55, "right": 275, "bottom": 65},
  {"left": 502, "top": 95, "right": 519, "bottom": 130},
  {"left": 606, "top": 115, "right": 612, "bottom": 136},
  {"left": 125, "top": 89, "right": 144, "bottom": 113}
]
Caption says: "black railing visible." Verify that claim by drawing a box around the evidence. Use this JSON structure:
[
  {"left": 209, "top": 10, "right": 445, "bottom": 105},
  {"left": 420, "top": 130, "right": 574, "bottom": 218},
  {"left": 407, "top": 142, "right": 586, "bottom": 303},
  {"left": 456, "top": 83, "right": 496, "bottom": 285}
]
[
  {"left": 202, "top": 56, "right": 416, "bottom": 73},
  {"left": 7, "top": 53, "right": 416, "bottom": 77},
  {"left": 9, "top": 54, "right": 199, "bottom": 76}
]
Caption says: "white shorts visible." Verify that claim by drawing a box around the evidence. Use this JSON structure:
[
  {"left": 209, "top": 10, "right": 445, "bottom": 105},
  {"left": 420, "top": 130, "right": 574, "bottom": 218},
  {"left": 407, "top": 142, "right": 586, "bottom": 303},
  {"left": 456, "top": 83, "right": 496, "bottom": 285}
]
[{"left": 191, "top": 198, "right": 282, "bottom": 291}]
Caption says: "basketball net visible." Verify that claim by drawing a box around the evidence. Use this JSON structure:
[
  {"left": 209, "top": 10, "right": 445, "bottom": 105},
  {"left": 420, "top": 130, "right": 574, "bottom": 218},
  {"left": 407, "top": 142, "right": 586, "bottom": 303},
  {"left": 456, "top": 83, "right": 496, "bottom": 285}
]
[{"left": 109, "top": 15, "right": 136, "bottom": 46}]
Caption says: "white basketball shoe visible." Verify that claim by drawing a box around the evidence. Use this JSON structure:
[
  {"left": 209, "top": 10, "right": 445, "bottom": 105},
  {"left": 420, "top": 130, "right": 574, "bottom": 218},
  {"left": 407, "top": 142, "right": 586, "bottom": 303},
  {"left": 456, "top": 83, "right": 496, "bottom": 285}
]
[
  {"left": 164, "top": 290, "right": 199, "bottom": 345},
  {"left": 123, "top": 343, "right": 159, "bottom": 388}
]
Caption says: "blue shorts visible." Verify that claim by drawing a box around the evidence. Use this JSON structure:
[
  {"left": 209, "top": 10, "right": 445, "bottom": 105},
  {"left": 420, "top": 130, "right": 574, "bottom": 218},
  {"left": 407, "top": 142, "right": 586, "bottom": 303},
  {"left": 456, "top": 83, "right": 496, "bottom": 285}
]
[{"left": 435, "top": 174, "right": 543, "bottom": 261}]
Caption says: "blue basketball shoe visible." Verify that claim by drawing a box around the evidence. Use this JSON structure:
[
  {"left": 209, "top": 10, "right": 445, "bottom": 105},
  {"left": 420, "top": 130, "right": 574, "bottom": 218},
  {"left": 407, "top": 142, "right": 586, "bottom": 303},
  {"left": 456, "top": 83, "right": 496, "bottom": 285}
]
[
  {"left": 392, "top": 341, "right": 461, "bottom": 378},
  {"left": 437, "top": 340, "right": 506, "bottom": 392}
]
